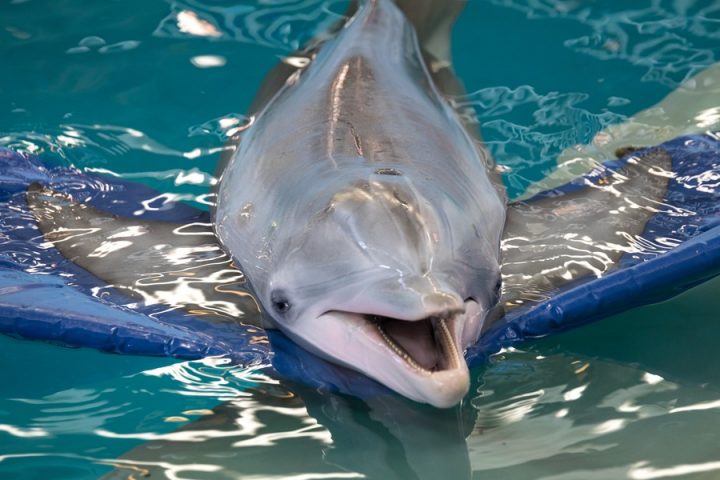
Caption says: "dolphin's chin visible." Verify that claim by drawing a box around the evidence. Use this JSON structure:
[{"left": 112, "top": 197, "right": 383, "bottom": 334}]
[{"left": 286, "top": 301, "right": 480, "bottom": 408}]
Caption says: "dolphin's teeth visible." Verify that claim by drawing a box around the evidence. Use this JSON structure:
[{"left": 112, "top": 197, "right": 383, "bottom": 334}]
[
  {"left": 435, "top": 318, "right": 460, "bottom": 370},
  {"left": 371, "top": 314, "right": 460, "bottom": 373},
  {"left": 375, "top": 322, "right": 429, "bottom": 373}
]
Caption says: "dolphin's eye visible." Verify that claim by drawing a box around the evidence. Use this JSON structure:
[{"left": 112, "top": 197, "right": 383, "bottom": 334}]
[
  {"left": 270, "top": 290, "right": 291, "bottom": 314},
  {"left": 274, "top": 300, "right": 291, "bottom": 313}
]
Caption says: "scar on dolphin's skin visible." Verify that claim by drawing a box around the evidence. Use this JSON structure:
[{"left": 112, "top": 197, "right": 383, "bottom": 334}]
[{"left": 375, "top": 168, "right": 403, "bottom": 176}]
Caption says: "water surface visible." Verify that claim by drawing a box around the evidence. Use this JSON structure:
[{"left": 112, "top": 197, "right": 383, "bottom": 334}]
[{"left": 1, "top": 1, "right": 720, "bottom": 478}]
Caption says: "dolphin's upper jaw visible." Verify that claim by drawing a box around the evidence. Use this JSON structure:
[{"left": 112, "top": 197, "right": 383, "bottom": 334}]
[{"left": 287, "top": 300, "right": 482, "bottom": 408}]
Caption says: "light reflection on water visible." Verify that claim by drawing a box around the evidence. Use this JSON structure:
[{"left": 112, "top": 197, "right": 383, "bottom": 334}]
[
  {"left": 3, "top": 343, "right": 720, "bottom": 479},
  {"left": 2, "top": 0, "right": 720, "bottom": 478},
  {"left": 467, "top": 350, "right": 720, "bottom": 479},
  {"left": 489, "top": 0, "right": 718, "bottom": 89},
  {"left": 155, "top": 0, "right": 347, "bottom": 50}
]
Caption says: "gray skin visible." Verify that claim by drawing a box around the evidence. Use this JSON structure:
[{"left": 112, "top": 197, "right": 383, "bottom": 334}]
[
  {"left": 27, "top": 0, "right": 674, "bottom": 408},
  {"left": 214, "top": 0, "right": 505, "bottom": 407}
]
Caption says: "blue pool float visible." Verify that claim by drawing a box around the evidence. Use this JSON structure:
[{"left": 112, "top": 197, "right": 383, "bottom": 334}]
[{"left": 1, "top": 133, "right": 719, "bottom": 393}]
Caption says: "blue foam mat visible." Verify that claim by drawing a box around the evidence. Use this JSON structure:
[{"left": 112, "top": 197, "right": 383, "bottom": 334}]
[
  {"left": 0, "top": 133, "right": 719, "bottom": 394},
  {"left": 467, "top": 132, "right": 720, "bottom": 362}
]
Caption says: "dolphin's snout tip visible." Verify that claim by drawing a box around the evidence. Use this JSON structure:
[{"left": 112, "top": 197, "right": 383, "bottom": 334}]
[{"left": 417, "top": 365, "right": 471, "bottom": 409}]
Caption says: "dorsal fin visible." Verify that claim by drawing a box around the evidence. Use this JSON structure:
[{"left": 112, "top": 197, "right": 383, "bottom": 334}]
[
  {"left": 26, "top": 184, "right": 263, "bottom": 326},
  {"left": 393, "top": 0, "right": 465, "bottom": 68}
]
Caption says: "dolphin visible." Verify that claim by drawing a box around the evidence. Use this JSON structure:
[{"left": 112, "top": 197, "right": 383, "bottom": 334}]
[
  {"left": 212, "top": 0, "right": 505, "bottom": 408},
  {"left": 26, "top": 0, "right": 674, "bottom": 407}
]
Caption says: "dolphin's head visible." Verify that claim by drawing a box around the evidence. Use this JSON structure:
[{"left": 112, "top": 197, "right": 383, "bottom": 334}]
[{"left": 250, "top": 176, "right": 501, "bottom": 408}]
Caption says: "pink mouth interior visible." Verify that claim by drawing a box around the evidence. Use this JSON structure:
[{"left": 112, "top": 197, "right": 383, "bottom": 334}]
[
  {"left": 384, "top": 318, "right": 438, "bottom": 369},
  {"left": 367, "top": 315, "right": 458, "bottom": 372}
]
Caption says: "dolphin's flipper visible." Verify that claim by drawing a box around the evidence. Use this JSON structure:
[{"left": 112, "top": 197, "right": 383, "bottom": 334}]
[
  {"left": 501, "top": 147, "right": 673, "bottom": 308},
  {"left": 26, "top": 184, "right": 262, "bottom": 326}
]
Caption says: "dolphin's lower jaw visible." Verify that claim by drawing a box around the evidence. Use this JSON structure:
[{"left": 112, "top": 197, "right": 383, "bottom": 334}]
[{"left": 285, "top": 300, "right": 483, "bottom": 408}]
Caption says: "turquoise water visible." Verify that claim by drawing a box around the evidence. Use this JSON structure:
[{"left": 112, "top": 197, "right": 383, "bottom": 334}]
[{"left": 1, "top": 0, "right": 720, "bottom": 478}]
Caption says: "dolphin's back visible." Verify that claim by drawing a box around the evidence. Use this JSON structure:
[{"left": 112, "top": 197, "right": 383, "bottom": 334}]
[{"left": 216, "top": 0, "right": 506, "bottom": 286}]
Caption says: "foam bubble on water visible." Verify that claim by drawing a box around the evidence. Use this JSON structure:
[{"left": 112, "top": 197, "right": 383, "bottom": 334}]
[
  {"left": 98, "top": 40, "right": 141, "bottom": 54},
  {"left": 608, "top": 96, "right": 631, "bottom": 106},
  {"left": 190, "top": 55, "right": 226, "bottom": 68},
  {"left": 66, "top": 46, "right": 91, "bottom": 54},
  {"left": 66, "top": 37, "right": 139, "bottom": 55},
  {"left": 78, "top": 36, "right": 106, "bottom": 48}
]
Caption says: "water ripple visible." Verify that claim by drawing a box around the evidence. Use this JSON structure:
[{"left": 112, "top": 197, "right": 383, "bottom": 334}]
[
  {"left": 490, "top": 0, "right": 719, "bottom": 88},
  {"left": 467, "top": 348, "right": 720, "bottom": 478},
  {"left": 154, "top": 0, "right": 347, "bottom": 51},
  {"left": 455, "top": 85, "right": 626, "bottom": 193}
]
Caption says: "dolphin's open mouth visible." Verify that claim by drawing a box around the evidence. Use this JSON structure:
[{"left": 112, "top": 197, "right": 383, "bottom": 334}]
[
  {"left": 298, "top": 303, "right": 477, "bottom": 407},
  {"left": 366, "top": 314, "right": 462, "bottom": 373}
]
